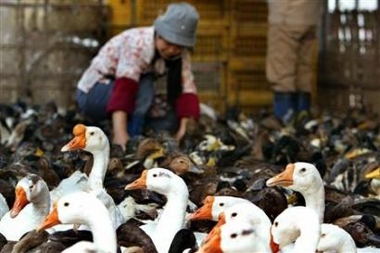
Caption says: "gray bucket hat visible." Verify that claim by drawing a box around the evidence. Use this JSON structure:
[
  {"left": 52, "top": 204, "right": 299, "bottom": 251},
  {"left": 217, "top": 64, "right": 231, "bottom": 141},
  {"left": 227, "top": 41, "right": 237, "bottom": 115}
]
[{"left": 154, "top": 2, "right": 199, "bottom": 48}]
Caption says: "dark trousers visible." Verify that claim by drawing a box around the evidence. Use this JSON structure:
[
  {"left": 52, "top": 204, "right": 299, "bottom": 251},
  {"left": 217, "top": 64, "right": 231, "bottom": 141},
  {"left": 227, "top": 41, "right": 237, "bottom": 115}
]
[{"left": 76, "top": 74, "right": 178, "bottom": 134}]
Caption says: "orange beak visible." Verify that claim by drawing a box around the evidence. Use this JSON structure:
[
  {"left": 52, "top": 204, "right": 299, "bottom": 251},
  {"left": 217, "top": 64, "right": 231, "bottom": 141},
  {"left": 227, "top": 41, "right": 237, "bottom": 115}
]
[
  {"left": 188, "top": 196, "right": 214, "bottom": 221},
  {"left": 266, "top": 163, "right": 295, "bottom": 187},
  {"left": 10, "top": 187, "right": 29, "bottom": 218},
  {"left": 36, "top": 203, "right": 61, "bottom": 232},
  {"left": 125, "top": 170, "right": 148, "bottom": 190},
  {"left": 197, "top": 226, "right": 223, "bottom": 253},
  {"left": 61, "top": 124, "right": 87, "bottom": 152},
  {"left": 203, "top": 212, "right": 226, "bottom": 245},
  {"left": 270, "top": 233, "right": 280, "bottom": 253}
]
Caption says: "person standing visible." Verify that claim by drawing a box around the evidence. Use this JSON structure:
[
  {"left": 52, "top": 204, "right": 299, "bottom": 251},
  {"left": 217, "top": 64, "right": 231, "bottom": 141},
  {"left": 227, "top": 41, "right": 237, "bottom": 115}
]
[
  {"left": 266, "top": 0, "right": 323, "bottom": 124},
  {"left": 76, "top": 2, "right": 200, "bottom": 150}
]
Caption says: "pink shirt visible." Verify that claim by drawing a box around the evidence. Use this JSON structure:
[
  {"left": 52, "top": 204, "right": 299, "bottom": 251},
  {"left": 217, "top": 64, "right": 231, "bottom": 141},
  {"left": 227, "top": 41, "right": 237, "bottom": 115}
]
[{"left": 77, "top": 26, "right": 197, "bottom": 94}]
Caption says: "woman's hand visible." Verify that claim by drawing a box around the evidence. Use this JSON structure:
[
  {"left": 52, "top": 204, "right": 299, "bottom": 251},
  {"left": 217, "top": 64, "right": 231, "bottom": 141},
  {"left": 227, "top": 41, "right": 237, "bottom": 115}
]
[
  {"left": 175, "top": 127, "right": 186, "bottom": 142},
  {"left": 175, "top": 117, "right": 189, "bottom": 142},
  {"left": 112, "top": 130, "right": 129, "bottom": 151},
  {"left": 112, "top": 110, "right": 129, "bottom": 151}
]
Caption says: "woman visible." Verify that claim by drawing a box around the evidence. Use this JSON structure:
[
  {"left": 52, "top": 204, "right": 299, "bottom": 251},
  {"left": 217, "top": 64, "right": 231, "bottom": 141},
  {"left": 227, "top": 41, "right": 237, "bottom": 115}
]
[{"left": 76, "top": 2, "right": 200, "bottom": 150}]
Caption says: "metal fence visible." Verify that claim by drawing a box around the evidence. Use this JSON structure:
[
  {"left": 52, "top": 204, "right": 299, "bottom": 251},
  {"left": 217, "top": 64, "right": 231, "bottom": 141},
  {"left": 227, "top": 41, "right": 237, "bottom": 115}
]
[{"left": 319, "top": 1, "right": 380, "bottom": 114}]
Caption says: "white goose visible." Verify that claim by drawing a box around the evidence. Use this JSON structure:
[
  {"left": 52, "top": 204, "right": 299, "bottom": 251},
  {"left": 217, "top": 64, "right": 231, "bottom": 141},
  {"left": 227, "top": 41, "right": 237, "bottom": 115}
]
[
  {"left": 266, "top": 162, "right": 378, "bottom": 252},
  {"left": 187, "top": 195, "right": 271, "bottom": 249},
  {"left": 0, "top": 174, "right": 50, "bottom": 241},
  {"left": 37, "top": 191, "right": 117, "bottom": 253},
  {"left": 125, "top": 168, "right": 204, "bottom": 253},
  {"left": 60, "top": 124, "right": 109, "bottom": 189},
  {"left": 197, "top": 221, "right": 269, "bottom": 253},
  {"left": 317, "top": 223, "right": 356, "bottom": 253},
  {"left": 210, "top": 202, "right": 272, "bottom": 252},
  {"left": 49, "top": 124, "right": 105, "bottom": 204},
  {"left": 189, "top": 196, "right": 274, "bottom": 251},
  {"left": 317, "top": 223, "right": 380, "bottom": 253},
  {"left": 51, "top": 123, "right": 110, "bottom": 203},
  {"left": 271, "top": 206, "right": 321, "bottom": 253},
  {"left": 56, "top": 124, "right": 125, "bottom": 230},
  {"left": 266, "top": 162, "right": 325, "bottom": 223}
]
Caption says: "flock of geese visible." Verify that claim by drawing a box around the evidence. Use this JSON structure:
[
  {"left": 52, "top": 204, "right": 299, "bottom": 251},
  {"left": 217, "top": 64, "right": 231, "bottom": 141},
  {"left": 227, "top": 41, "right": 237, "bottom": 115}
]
[{"left": 0, "top": 101, "right": 379, "bottom": 252}]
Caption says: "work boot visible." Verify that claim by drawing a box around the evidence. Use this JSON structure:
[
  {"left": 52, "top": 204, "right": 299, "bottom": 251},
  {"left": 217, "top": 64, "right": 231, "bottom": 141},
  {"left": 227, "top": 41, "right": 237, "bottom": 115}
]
[
  {"left": 273, "top": 92, "right": 297, "bottom": 124},
  {"left": 297, "top": 91, "right": 311, "bottom": 113}
]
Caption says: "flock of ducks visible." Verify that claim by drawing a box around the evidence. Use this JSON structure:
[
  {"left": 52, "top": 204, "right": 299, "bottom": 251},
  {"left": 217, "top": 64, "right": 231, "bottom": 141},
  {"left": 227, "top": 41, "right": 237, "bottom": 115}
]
[{"left": 0, "top": 101, "right": 379, "bottom": 252}]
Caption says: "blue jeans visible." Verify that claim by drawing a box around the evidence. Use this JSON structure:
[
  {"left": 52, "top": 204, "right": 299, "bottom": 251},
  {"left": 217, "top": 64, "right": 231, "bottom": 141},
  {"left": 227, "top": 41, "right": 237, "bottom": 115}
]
[
  {"left": 76, "top": 82, "right": 113, "bottom": 122},
  {"left": 76, "top": 74, "right": 178, "bottom": 134}
]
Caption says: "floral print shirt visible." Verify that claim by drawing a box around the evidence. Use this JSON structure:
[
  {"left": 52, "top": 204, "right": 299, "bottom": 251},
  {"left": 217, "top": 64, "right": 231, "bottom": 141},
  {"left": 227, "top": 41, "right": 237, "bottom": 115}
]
[{"left": 77, "top": 26, "right": 197, "bottom": 95}]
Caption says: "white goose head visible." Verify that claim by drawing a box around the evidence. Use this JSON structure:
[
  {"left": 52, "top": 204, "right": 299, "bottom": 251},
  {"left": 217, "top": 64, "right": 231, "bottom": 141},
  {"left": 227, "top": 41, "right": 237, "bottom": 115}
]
[
  {"left": 266, "top": 162, "right": 325, "bottom": 223},
  {"left": 61, "top": 124, "right": 109, "bottom": 153},
  {"left": 61, "top": 124, "right": 110, "bottom": 189},
  {"left": 317, "top": 224, "right": 356, "bottom": 253},
  {"left": 203, "top": 202, "right": 272, "bottom": 253},
  {"left": 125, "top": 168, "right": 188, "bottom": 198},
  {"left": 125, "top": 168, "right": 190, "bottom": 253},
  {"left": 0, "top": 174, "right": 50, "bottom": 241},
  {"left": 199, "top": 221, "right": 267, "bottom": 253},
  {"left": 271, "top": 206, "right": 321, "bottom": 253},
  {"left": 266, "top": 162, "right": 323, "bottom": 193},
  {"left": 38, "top": 191, "right": 108, "bottom": 228},
  {"left": 38, "top": 191, "right": 117, "bottom": 253},
  {"left": 188, "top": 195, "right": 250, "bottom": 222},
  {"left": 10, "top": 173, "right": 49, "bottom": 218}
]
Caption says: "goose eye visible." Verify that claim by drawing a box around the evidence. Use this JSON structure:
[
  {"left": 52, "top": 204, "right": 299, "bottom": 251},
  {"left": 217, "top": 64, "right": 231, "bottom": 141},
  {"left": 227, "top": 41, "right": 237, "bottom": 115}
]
[
  {"left": 300, "top": 168, "right": 306, "bottom": 172},
  {"left": 230, "top": 233, "right": 237, "bottom": 239},
  {"left": 153, "top": 174, "right": 157, "bottom": 177},
  {"left": 321, "top": 233, "right": 326, "bottom": 238},
  {"left": 64, "top": 202, "right": 69, "bottom": 207},
  {"left": 219, "top": 203, "right": 224, "bottom": 207},
  {"left": 89, "top": 131, "right": 94, "bottom": 135},
  {"left": 231, "top": 212, "right": 237, "bottom": 217},
  {"left": 274, "top": 221, "right": 278, "bottom": 227}
]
